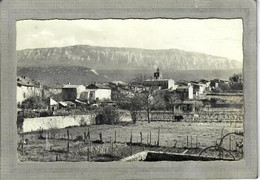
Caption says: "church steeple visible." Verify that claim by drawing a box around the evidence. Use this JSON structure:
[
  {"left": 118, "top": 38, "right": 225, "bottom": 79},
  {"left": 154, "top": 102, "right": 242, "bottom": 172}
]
[{"left": 154, "top": 67, "right": 161, "bottom": 79}]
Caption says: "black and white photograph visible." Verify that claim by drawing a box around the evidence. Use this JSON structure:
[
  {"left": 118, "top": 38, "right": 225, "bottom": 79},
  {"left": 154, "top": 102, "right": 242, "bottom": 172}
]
[
  {"left": 16, "top": 19, "right": 245, "bottom": 162},
  {"left": 0, "top": 0, "right": 257, "bottom": 179}
]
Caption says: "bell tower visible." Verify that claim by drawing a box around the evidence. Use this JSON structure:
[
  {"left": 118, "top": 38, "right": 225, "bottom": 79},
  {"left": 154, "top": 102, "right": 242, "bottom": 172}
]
[{"left": 154, "top": 67, "right": 161, "bottom": 79}]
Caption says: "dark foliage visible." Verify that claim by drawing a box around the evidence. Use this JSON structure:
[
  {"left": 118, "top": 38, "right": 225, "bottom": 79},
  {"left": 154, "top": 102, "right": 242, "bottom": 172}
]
[
  {"left": 21, "top": 96, "right": 47, "bottom": 109},
  {"left": 95, "top": 106, "right": 120, "bottom": 125}
]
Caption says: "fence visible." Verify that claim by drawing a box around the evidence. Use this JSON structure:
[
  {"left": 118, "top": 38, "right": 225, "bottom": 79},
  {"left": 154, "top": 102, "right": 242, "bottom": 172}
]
[{"left": 18, "top": 122, "right": 244, "bottom": 162}]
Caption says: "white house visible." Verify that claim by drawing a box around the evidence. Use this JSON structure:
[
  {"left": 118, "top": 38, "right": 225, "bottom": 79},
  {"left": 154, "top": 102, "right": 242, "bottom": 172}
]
[
  {"left": 17, "top": 76, "right": 42, "bottom": 104},
  {"left": 176, "top": 83, "right": 194, "bottom": 100},
  {"left": 86, "top": 83, "right": 111, "bottom": 103},
  {"left": 62, "top": 84, "right": 87, "bottom": 101}
]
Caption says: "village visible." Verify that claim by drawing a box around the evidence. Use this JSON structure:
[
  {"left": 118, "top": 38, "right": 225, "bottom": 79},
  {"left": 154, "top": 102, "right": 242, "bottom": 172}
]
[{"left": 17, "top": 68, "right": 244, "bottom": 162}]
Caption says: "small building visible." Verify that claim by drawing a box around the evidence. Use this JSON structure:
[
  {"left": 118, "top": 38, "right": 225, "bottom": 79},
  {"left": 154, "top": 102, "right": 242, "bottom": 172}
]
[
  {"left": 48, "top": 98, "right": 59, "bottom": 111},
  {"left": 62, "top": 84, "right": 87, "bottom": 101},
  {"left": 191, "top": 81, "right": 207, "bottom": 96},
  {"left": 210, "top": 79, "right": 230, "bottom": 89},
  {"left": 86, "top": 83, "right": 111, "bottom": 103},
  {"left": 17, "top": 76, "right": 42, "bottom": 105},
  {"left": 175, "top": 83, "right": 193, "bottom": 100},
  {"left": 129, "top": 83, "right": 146, "bottom": 93}
]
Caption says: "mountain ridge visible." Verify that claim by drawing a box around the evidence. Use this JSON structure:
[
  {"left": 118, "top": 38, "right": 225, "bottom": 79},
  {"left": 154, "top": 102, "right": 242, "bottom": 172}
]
[{"left": 17, "top": 45, "right": 242, "bottom": 70}]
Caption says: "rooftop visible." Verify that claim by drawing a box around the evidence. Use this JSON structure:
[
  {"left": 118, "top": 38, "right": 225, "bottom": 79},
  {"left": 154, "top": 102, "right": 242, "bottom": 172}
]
[
  {"left": 86, "top": 83, "right": 110, "bottom": 89},
  {"left": 63, "top": 84, "right": 84, "bottom": 89}
]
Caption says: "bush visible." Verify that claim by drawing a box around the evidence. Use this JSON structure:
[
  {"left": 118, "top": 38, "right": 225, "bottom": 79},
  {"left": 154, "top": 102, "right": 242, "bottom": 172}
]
[
  {"left": 96, "top": 106, "right": 120, "bottom": 125},
  {"left": 21, "top": 96, "right": 47, "bottom": 109},
  {"left": 39, "top": 110, "right": 53, "bottom": 117}
]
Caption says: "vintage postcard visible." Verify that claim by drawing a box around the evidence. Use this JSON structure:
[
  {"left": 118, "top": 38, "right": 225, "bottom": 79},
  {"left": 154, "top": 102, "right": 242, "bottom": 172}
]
[
  {"left": 0, "top": 0, "right": 257, "bottom": 179},
  {"left": 16, "top": 19, "right": 245, "bottom": 162}
]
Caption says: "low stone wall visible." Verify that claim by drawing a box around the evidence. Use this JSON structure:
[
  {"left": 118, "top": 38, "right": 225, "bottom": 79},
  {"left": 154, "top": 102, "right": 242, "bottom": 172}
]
[
  {"left": 23, "top": 115, "right": 94, "bottom": 133},
  {"left": 22, "top": 110, "right": 133, "bottom": 133}
]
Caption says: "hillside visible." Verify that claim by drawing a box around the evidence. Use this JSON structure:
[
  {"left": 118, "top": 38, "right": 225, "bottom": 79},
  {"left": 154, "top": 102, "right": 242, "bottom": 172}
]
[{"left": 17, "top": 45, "right": 242, "bottom": 70}]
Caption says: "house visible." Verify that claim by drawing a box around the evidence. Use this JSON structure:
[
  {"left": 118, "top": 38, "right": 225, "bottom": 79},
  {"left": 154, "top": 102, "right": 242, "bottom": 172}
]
[
  {"left": 43, "top": 84, "right": 63, "bottom": 98},
  {"left": 17, "top": 76, "right": 42, "bottom": 104},
  {"left": 86, "top": 83, "right": 111, "bottom": 103},
  {"left": 175, "top": 83, "right": 193, "bottom": 100},
  {"left": 199, "top": 79, "right": 211, "bottom": 91},
  {"left": 62, "top": 84, "right": 87, "bottom": 101},
  {"left": 191, "top": 81, "right": 207, "bottom": 96},
  {"left": 47, "top": 98, "right": 59, "bottom": 111},
  {"left": 210, "top": 79, "right": 230, "bottom": 89}
]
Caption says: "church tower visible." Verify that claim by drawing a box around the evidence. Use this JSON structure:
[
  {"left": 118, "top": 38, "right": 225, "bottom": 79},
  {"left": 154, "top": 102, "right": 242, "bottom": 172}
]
[{"left": 154, "top": 67, "right": 162, "bottom": 79}]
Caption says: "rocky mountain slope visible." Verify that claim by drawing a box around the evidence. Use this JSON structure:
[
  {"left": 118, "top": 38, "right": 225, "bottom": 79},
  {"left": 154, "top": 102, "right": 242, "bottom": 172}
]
[{"left": 17, "top": 45, "right": 242, "bottom": 70}]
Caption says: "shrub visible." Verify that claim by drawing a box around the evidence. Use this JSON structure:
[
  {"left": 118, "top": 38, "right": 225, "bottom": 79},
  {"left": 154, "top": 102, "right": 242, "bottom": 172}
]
[
  {"left": 96, "top": 106, "right": 120, "bottom": 125},
  {"left": 21, "top": 96, "right": 47, "bottom": 109}
]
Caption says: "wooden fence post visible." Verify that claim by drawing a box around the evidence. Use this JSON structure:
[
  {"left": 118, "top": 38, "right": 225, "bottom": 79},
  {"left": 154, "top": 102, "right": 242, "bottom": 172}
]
[
  {"left": 150, "top": 131, "right": 151, "bottom": 144},
  {"left": 114, "top": 130, "right": 117, "bottom": 143},
  {"left": 99, "top": 131, "right": 103, "bottom": 142},
  {"left": 157, "top": 129, "right": 160, "bottom": 147},
  {"left": 84, "top": 132, "right": 87, "bottom": 143},
  {"left": 196, "top": 136, "right": 198, "bottom": 148},
  {"left": 140, "top": 132, "right": 142, "bottom": 144},
  {"left": 130, "top": 131, "right": 132, "bottom": 144},
  {"left": 229, "top": 135, "right": 232, "bottom": 151},
  {"left": 67, "top": 129, "right": 70, "bottom": 153},
  {"left": 87, "top": 128, "right": 90, "bottom": 144},
  {"left": 187, "top": 135, "right": 189, "bottom": 148},
  {"left": 87, "top": 147, "right": 90, "bottom": 161},
  {"left": 190, "top": 136, "right": 192, "bottom": 148},
  {"left": 21, "top": 133, "right": 24, "bottom": 155}
]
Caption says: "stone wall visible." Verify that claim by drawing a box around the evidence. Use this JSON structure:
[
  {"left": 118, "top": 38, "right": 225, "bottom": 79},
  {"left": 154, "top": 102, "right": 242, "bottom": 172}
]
[
  {"left": 23, "top": 115, "right": 94, "bottom": 132},
  {"left": 22, "top": 110, "right": 132, "bottom": 133}
]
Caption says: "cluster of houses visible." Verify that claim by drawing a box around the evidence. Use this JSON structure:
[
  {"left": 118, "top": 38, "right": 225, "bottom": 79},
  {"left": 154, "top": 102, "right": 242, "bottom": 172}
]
[{"left": 17, "top": 68, "right": 228, "bottom": 111}]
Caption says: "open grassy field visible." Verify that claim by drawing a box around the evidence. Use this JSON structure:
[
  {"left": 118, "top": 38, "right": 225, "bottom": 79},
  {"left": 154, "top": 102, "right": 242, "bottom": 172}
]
[{"left": 18, "top": 121, "right": 243, "bottom": 162}]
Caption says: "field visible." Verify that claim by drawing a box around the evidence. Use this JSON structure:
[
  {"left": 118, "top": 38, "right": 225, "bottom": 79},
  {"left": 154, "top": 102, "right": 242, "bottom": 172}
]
[{"left": 18, "top": 121, "right": 244, "bottom": 162}]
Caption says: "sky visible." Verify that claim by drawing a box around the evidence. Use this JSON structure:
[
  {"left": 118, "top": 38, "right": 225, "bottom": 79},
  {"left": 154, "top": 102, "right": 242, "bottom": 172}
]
[{"left": 16, "top": 19, "right": 243, "bottom": 62}]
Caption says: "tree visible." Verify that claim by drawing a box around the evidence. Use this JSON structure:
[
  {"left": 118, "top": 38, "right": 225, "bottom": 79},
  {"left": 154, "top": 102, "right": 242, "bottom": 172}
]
[
  {"left": 164, "top": 92, "right": 182, "bottom": 113},
  {"left": 113, "top": 90, "right": 144, "bottom": 123},
  {"left": 142, "top": 87, "right": 165, "bottom": 123},
  {"left": 128, "top": 93, "right": 144, "bottom": 123},
  {"left": 95, "top": 106, "right": 120, "bottom": 125},
  {"left": 229, "top": 73, "right": 243, "bottom": 90},
  {"left": 21, "top": 96, "right": 47, "bottom": 109}
]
